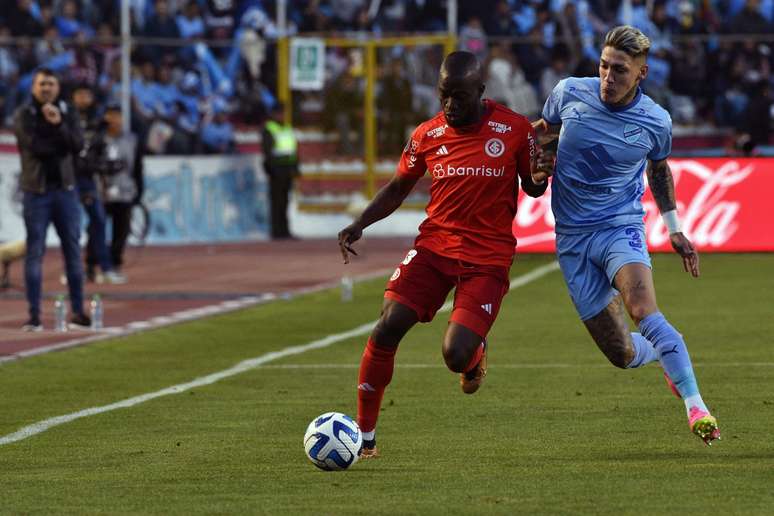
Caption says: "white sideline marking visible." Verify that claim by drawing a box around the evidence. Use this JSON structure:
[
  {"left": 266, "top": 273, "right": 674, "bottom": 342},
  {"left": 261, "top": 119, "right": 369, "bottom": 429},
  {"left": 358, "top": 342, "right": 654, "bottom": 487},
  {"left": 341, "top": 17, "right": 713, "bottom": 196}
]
[
  {"left": 0, "top": 262, "right": 559, "bottom": 446},
  {"left": 255, "top": 362, "right": 774, "bottom": 369}
]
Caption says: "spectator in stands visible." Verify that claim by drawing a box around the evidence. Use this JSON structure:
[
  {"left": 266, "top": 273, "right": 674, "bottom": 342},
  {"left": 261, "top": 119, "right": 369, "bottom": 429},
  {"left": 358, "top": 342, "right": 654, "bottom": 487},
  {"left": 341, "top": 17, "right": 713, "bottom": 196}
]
[
  {"left": 56, "top": 0, "right": 94, "bottom": 39},
  {"left": 14, "top": 68, "right": 90, "bottom": 331},
  {"left": 38, "top": 3, "right": 56, "bottom": 31},
  {"left": 262, "top": 103, "right": 299, "bottom": 240},
  {"left": 725, "top": 0, "right": 771, "bottom": 34},
  {"left": 98, "top": 56, "right": 122, "bottom": 105},
  {"left": 485, "top": 0, "right": 519, "bottom": 36},
  {"left": 0, "top": 26, "right": 21, "bottom": 124},
  {"left": 131, "top": 58, "right": 157, "bottom": 137},
  {"left": 330, "top": 0, "right": 366, "bottom": 31},
  {"left": 175, "top": 70, "right": 202, "bottom": 152},
  {"left": 66, "top": 31, "right": 100, "bottom": 90},
  {"left": 201, "top": 97, "right": 235, "bottom": 154},
  {"left": 297, "top": 0, "right": 332, "bottom": 32},
  {"left": 515, "top": 24, "right": 551, "bottom": 85},
  {"left": 142, "top": 0, "right": 180, "bottom": 63},
  {"left": 71, "top": 84, "right": 125, "bottom": 284},
  {"left": 177, "top": 0, "right": 206, "bottom": 40},
  {"left": 203, "top": 0, "right": 236, "bottom": 41},
  {"left": 739, "top": 78, "right": 772, "bottom": 151},
  {"left": 539, "top": 44, "right": 571, "bottom": 102},
  {"left": 404, "top": 0, "right": 446, "bottom": 32},
  {"left": 324, "top": 68, "right": 363, "bottom": 155},
  {"left": 8, "top": 0, "right": 43, "bottom": 37},
  {"left": 238, "top": 5, "right": 271, "bottom": 87},
  {"left": 485, "top": 42, "right": 540, "bottom": 119},
  {"left": 378, "top": 58, "right": 413, "bottom": 155},
  {"left": 152, "top": 62, "right": 193, "bottom": 153},
  {"left": 35, "top": 26, "right": 66, "bottom": 66},
  {"left": 459, "top": 17, "right": 488, "bottom": 62},
  {"left": 96, "top": 103, "right": 144, "bottom": 278}
]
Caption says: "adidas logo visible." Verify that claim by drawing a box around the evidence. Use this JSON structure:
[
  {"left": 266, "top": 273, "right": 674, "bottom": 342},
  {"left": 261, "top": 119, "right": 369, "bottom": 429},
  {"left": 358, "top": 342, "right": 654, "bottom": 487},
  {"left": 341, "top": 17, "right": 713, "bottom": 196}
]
[
  {"left": 481, "top": 303, "right": 492, "bottom": 315},
  {"left": 436, "top": 145, "right": 449, "bottom": 155},
  {"left": 358, "top": 383, "right": 376, "bottom": 392}
]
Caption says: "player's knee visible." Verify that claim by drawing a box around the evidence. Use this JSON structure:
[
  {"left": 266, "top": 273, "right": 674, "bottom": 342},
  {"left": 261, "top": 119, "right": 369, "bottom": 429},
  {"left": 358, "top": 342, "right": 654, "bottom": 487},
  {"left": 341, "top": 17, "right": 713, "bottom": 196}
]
[
  {"left": 441, "top": 339, "right": 470, "bottom": 373},
  {"left": 627, "top": 303, "right": 657, "bottom": 326},
  {"left": 372, "top": 305, "right": 413, "bottom": 348}
]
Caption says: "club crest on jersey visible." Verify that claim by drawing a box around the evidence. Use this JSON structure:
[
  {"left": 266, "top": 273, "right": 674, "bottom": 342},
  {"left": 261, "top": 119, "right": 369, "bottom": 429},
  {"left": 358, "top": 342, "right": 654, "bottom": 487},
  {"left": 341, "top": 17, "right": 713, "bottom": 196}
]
[
  {"left": 426, "top": 124, "right": 448, "bottom": 138},
  {"left": 623, "top": 124, "right": 643, "bottom": 144},
  {"left": 487, "top": 121, "right": 512, "bottom": 134},
  {"left": 484, "top": 138, "right": 505, "bottom": 158}
]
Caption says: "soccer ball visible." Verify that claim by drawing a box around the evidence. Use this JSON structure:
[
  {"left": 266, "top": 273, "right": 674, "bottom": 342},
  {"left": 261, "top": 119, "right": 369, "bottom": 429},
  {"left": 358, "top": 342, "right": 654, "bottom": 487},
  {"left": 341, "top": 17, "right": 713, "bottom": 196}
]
[{"left": 303, "top": 412, "right": 363, "bottom": 471}]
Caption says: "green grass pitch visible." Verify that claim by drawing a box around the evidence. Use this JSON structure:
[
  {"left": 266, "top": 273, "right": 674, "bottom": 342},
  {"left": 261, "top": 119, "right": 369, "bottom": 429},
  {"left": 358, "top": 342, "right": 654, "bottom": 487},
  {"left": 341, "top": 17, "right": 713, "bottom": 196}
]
[{"left": 1, "top": 254, "right": 772, "bottom": 514}]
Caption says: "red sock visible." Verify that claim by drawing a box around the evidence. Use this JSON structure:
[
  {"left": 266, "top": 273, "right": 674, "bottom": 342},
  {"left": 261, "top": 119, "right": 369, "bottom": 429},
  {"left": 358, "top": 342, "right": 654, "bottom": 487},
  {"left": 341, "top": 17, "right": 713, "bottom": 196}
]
[
  {"left": 463, "top": 342, "right": 484, "bottom": 373},
  {"left": 357, "top": 337, "right": 397, "bottom": 433}
]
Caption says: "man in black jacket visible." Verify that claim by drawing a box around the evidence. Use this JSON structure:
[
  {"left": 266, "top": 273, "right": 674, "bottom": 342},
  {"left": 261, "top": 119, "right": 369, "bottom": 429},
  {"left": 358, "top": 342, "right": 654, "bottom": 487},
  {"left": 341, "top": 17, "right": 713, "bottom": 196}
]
[{"left": 14, "top": 68, "right": 91, "bottom": 331}]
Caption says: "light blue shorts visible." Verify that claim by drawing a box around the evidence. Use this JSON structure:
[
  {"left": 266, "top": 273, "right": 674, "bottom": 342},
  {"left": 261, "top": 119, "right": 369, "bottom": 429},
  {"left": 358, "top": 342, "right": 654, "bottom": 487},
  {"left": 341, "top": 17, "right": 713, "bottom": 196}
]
[{"left": 556, "top": 224, "right": 652, "bottom": 321}]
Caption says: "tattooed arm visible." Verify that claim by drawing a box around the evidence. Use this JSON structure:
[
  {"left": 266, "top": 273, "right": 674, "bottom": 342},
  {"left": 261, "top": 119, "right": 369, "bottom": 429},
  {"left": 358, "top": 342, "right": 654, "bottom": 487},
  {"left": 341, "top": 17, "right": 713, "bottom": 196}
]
[{"left": 646, "top": 158, "right": 700, "bottom": 277}]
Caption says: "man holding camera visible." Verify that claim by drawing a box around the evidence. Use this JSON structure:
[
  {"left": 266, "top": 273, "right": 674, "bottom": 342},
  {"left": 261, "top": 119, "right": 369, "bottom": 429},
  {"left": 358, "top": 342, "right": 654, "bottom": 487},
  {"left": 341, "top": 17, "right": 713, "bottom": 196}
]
[
  {"left": 14, "top": 68, "right": 91, "bottom": 331},
  {"left": 72, "top": 84, "right": 126, "bottom": 284}
]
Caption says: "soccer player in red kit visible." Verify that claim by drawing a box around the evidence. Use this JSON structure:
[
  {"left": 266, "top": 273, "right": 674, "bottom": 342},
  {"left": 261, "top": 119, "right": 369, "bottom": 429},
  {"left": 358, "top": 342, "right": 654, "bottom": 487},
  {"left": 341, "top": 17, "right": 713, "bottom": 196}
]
[{"left": 338, "top": 51, "right": 550, "bottom": 458}]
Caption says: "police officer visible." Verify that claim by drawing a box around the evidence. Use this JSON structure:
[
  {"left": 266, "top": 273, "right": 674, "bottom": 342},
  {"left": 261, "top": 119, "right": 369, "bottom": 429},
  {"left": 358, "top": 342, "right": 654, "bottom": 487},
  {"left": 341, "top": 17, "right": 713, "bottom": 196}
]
[
  {"left": 261, "top": 103, "right": 299, "bottom": 240},
  {"left": 14, "top": 68, "right": 90, "bottom": 330}
]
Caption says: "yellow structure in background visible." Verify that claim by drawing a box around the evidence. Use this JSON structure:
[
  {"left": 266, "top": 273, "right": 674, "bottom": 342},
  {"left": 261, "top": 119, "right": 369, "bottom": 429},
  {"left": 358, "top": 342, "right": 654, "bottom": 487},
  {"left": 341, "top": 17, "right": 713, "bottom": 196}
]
[{"left": 276, "top": 34, "right": 455, "bottom": 200}]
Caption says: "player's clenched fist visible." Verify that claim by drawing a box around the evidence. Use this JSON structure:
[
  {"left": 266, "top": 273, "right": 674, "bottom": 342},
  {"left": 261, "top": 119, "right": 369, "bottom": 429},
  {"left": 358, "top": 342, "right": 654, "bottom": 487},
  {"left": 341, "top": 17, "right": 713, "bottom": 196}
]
[
  {"left": 532, "top": 147, "right": 555, "bottom": 185},
  {"left": 338, "top": 223, "right": 362, "bottom": 264}
]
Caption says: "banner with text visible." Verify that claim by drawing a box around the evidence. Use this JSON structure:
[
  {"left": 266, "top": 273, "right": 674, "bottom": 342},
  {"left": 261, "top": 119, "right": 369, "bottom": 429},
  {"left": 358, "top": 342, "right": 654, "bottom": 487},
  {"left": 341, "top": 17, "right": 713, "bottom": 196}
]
[{"left": 513, "top": 158, "right": 774, "bottom": 252}]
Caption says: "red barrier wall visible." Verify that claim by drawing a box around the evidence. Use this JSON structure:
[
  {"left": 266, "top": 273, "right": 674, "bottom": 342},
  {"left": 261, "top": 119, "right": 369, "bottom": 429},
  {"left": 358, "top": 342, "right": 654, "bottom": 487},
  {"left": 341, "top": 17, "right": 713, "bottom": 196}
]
[{"left": 513, "top": 158, "right": 774, "bottom": 252}]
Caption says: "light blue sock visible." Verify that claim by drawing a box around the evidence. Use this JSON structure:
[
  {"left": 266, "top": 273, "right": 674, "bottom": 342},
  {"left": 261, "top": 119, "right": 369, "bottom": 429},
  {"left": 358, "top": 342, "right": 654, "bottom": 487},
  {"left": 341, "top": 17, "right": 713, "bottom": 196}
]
[
  {"left": 639, "top": 312, "right": 708, "bottom": 413},
  {"left": 625, "top": 332, "right": 660, "bottom": 368}
]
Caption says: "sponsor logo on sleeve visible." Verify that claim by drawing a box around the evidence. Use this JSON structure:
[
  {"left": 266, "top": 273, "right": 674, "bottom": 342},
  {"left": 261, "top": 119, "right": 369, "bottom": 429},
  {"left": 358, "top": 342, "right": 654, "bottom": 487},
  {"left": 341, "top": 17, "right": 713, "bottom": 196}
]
[{"left": 407, "top": 139, "right": 419, "bottom": 167}]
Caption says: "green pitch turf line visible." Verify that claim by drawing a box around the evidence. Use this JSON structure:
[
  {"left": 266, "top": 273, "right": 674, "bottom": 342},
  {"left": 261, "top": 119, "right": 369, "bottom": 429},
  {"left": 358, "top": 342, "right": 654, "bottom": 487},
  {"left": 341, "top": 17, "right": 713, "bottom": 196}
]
[{"left": 0, "top": 261, "right": 560, "bottom": 447}]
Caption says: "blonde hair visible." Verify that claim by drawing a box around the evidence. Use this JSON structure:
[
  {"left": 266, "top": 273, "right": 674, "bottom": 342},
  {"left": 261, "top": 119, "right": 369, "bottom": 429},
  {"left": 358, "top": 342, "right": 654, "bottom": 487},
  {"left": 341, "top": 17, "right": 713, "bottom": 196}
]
[{"left": 604, "top": 25, "right": 651, "bottom": 59}]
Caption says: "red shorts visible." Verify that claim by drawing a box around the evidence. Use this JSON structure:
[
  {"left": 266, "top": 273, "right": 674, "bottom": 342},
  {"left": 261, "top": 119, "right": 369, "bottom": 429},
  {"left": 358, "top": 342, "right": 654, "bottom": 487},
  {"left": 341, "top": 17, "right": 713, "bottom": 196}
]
[{"left": 384, "top": 247, "right": 511, "bottom": 338}]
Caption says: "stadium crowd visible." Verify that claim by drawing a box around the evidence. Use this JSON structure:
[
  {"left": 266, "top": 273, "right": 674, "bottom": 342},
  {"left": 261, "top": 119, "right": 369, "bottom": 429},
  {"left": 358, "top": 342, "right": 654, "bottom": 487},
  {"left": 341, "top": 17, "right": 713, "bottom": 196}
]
[{"left": 0, "top": 0, "right": 772, "bottom": 155}]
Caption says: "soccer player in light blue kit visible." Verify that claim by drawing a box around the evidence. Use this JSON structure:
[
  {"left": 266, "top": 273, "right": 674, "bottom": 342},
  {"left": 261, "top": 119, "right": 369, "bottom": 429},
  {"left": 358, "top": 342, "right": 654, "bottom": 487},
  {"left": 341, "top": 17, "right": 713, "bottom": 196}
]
[{"left": 532, "top": 25, "right": 720, "bottom": 445}]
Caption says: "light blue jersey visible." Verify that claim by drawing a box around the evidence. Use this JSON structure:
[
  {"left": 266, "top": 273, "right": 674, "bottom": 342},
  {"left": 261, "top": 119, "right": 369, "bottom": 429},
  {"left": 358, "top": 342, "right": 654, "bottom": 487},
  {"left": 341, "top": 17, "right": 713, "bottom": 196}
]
[{"left": 542, "top": 77, "right": 672, "bottom": 234}]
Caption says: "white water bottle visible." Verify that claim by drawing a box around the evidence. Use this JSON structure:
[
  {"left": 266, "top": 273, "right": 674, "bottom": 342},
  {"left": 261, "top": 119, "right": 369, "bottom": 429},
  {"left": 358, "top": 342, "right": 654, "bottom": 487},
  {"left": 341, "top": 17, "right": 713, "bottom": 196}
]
[
  {"left": 54, "top": 294, "right": 68, "bottom": 332},
  {"left": 341, "top": 275, "right": 354, "bottom": 302},
  {"left": 90, "top": 294, "right": 103, "bottom": 330}
]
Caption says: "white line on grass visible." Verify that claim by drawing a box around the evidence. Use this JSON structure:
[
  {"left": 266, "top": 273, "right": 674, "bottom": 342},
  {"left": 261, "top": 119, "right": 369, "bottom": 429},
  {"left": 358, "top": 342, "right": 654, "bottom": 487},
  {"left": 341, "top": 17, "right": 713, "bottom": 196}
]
[
  {"left": 0, "top": 261, "right": 559, "bottom": 446},
  {"left": 255, "top": 362, "right": 774, "bottom": 369}
]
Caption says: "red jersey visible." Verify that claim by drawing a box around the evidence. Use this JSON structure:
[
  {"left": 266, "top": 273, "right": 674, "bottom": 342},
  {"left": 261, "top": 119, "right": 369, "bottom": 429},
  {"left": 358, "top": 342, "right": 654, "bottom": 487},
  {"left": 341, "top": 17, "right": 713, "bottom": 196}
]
[{"left": 397, "top": 99, "right": 538, "bottom": 267}]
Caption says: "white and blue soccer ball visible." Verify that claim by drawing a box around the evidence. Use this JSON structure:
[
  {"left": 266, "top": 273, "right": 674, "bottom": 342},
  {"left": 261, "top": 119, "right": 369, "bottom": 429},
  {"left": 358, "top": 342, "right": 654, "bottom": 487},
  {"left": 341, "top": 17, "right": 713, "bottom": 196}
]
[{"left": 303, "top": 412, "right": 363, "bottom": 471}]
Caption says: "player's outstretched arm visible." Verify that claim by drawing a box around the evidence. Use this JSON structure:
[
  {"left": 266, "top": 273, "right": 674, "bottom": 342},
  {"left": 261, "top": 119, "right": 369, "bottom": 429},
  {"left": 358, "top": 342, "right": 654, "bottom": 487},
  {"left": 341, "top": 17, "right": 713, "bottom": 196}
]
[
  {"left": 337, "top": 174, "right": 420, "bottom": 264},
  {"left": 647, "top": 158, "right": 700, "bottom": 278}
]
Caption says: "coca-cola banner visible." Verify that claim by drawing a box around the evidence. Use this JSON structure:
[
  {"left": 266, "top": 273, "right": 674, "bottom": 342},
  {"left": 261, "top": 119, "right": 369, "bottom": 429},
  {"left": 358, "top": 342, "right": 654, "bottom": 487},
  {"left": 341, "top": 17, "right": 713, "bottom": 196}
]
[{"left": 514, "top": 158, "right": 773, "bottom": 253}]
